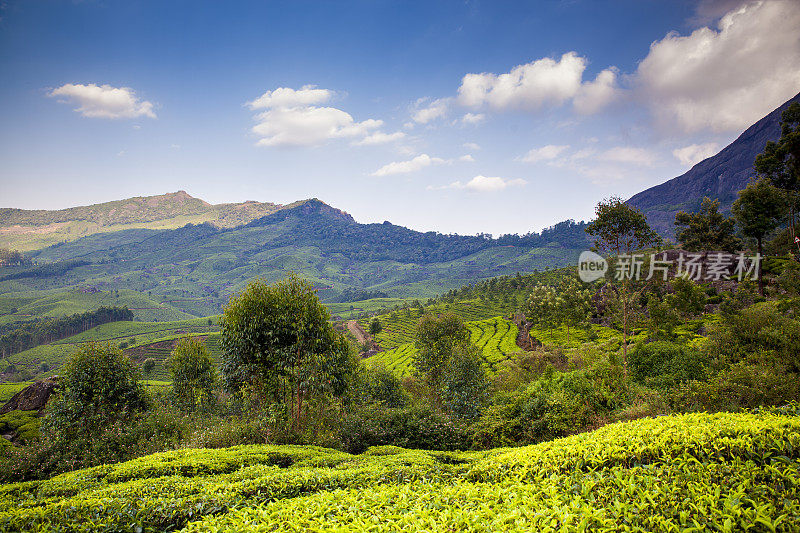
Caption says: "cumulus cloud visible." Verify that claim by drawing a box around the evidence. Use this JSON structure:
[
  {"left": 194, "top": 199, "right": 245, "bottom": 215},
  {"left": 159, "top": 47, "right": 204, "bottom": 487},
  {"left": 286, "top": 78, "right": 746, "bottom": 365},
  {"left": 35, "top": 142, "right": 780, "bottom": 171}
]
[
  {"left": 459, "top": 154, "right": 475, "bottom": 162},
  {"left": 635, "top": 0, "right": 800, "bottom": 133},
  {"left": 461, "top": 112, "right": 485, "bottom": 125},
  {"left": 412, "top": 98, "right": 449, "bottom": 124},
  {"left": 430, "top": 175, "right": 527, "bottom": 192},
  {"left": 247, "top": 85, "right": 332, "bottom": 109},
  {"left": 573, "top": 68, "right": 620, "bottom": 114},
  {"left": 47, "top": 83, "right": 156, "bottom": 119},
  {"left": 520, "top": 144, "right": 570, "bottom": 163},
  {"left": 457, "top": 52, "right": 619, "bottom": 114},
  {"left": 352, "top": 131, "right": 406, "bottom": 146},
  {"left": 672, "top": 142, "right": 720, "bottom": 166},
  {"left": 248, "top": 85, "right": 383, "bottom": 147},
  {"left": 598, "top": 146, "right": 658, "bottom": 166},
  {"left": 371, "top": 154, "right": 447, "bottom": 176}
]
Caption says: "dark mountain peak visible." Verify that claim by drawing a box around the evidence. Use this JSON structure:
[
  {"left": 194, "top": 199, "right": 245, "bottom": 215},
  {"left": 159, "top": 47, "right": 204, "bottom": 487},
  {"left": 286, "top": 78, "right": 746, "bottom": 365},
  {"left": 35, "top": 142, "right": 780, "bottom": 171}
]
[{"left": 628, "top": 91, "right": 800, "bottom": 236}]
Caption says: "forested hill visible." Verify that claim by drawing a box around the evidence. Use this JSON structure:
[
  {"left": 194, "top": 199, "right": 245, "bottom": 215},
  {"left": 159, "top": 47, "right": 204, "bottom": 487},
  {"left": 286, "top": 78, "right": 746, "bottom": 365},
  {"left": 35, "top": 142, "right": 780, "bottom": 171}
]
[
  {"left": 627, "top": 91, "right": 800, "bottom": 236},
  {"left": 1, "top": 198, "right": 590, "bottom": 314}
]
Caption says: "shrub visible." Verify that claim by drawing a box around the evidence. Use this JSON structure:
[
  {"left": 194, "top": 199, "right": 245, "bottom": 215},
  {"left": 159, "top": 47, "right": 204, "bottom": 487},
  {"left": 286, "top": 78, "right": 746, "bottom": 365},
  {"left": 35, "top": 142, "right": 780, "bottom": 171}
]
[
  {"left": 339, "top": 404, "right": 471, "bottom": 454},
  {"left": 142, "top": 357, "right": 156, "bottom": 376},
  {"left": 630, "top": 341, "right": 707, "bottom": 388}
]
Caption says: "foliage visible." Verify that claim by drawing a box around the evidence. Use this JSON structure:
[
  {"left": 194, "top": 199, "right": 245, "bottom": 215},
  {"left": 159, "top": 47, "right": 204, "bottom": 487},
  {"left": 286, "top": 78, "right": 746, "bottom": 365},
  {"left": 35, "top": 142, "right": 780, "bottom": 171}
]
[
  {"left": 168, "top": 337, "right": 218, "bottom": 412},
  {"left": 441, "top": 343, "right": 488, "bottom": 420},
  {"left": 368, "top": 317, "right": 382, "bottom": 335},
  {"left": 665, "top": 276, "right": 706, "bottom": 318},
  {"left": 412, "top": 313, "right": 469, "bottom": 391},
  {"left": 142, "top": 357, "right": 156, "bottom": 377},
  {"left": 732, "top": 178, "right": 787, "bottom": 293},
  {"left": 630, "top": 341, "right": 707, "bottom": 388},
  {"left": 0, "top": 410, "right": 40, "bottom": 443},
  {"left": 755, "top": 101, "right": 800, "bottom": 192},
  {"left": 359, "top": 366, "right": 409, "bottom": 408},
  {"left": 674, "top": 196, "right": 739, "bottom": 252},
  {"left": 220, "top": 275, "right": 357, "bottom": 429}
]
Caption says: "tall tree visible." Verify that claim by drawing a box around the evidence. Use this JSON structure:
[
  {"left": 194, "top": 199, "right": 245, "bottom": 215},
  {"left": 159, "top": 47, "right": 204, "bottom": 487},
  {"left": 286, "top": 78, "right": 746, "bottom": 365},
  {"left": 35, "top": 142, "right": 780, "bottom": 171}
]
[
  {"left": 220, "top": 274, "right": 353, "bottom": 429},
  {"left": 169, "top": 336, "right": 218, "bottom": 412},
  {"left": 732, "top": 178, "right": 787, "bottom": 295},
  {"left": 586, "top": 197, "right": 660, "bottom": 379},
  {"left": 413, "top": 313, "right": 469, "bottom": 395},
  {"left": 674, "top": 197, "right": 739, "bottom": 252},
  {"left": 755, "top": 102, "right": 800, "bottom": 245}
]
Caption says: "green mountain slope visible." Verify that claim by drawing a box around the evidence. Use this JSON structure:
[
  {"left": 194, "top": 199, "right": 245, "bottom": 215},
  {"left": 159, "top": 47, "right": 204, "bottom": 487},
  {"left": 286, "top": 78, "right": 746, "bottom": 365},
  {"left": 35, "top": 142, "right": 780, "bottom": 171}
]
[{"left": 0, "top": 200, "right": 588, "bottom": 316}]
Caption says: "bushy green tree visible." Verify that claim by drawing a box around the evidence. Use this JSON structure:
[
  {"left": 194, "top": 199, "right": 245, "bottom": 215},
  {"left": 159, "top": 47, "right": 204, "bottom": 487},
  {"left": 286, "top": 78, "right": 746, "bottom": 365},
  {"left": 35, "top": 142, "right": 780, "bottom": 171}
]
[
  {"left": 45, "top": 343, "right": 147, "bottom": 431},
  {"left": 441, "top": 343, "right": 488, "bottom": 419},
  {"left": 732, "top": 178, "right": 787, "bottom": 295},
  {"left": 169, "top": 337, "right": 218, "bottom": 412},
  {"left": 412, "top": 313, "right": 469, "bottom": 393},
  {"left": 646, "top": 294, "right": 679, "bottom": 340},
  {"left": 665, "top": 277, "right": 706, "bottom": 318},
  {"left": 142, "top": 357, "right": 156, "bottom": 377},
  {"left": 220, "top": 274, "right": 355, "bottom": 429},
  {"left": 674, "top": 197, "right": 739, "bottom": 252},
  {"left": 369, "top": 317, "right": 382, "bottom": 335}
]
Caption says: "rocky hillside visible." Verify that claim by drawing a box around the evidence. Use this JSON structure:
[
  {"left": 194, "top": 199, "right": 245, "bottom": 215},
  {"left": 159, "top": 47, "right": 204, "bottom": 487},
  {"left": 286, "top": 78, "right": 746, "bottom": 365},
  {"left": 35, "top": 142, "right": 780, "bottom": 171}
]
[{"left": 627, "top": 91, "right": 800, "bottom": 236}]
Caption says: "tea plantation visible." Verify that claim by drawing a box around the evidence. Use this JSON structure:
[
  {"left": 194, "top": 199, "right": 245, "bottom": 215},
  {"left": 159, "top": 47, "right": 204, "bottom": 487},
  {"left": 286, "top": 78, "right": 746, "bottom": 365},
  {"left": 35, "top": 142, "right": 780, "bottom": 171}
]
[{"left": 0, "top": 411, "right": 796, "bottom": 532}]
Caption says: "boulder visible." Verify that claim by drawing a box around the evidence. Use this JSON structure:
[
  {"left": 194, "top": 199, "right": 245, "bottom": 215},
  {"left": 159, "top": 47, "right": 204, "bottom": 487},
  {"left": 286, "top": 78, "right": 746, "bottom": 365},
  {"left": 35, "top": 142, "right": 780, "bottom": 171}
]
[{"left": 0, "top": 377, "right": 60, "bottom": 415}]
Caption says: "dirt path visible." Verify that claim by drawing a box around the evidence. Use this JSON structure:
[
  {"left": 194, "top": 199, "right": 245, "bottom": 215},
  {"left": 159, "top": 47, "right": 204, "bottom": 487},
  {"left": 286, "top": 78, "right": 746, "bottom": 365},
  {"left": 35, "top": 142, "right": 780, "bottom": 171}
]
[{"left": 346, "top": 320, "right": 370, "bottom": 345}]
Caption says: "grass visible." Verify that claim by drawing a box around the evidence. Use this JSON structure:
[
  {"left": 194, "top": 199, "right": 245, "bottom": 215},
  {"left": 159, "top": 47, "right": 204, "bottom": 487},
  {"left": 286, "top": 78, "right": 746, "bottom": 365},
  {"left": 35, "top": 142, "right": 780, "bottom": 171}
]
[
  {"left": 0, "top": 383, "right": 30, "bottom": 404},
  {"left": 0, "top": 411, "right": 796, "bottom": 531}
]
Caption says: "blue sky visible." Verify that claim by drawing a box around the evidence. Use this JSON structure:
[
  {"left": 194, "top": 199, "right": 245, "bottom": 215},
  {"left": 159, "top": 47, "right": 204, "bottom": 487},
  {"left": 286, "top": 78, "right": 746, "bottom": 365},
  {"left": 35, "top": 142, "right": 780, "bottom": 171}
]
[{"left": 1, "top": 0, "right": 799, "bottom": 236}]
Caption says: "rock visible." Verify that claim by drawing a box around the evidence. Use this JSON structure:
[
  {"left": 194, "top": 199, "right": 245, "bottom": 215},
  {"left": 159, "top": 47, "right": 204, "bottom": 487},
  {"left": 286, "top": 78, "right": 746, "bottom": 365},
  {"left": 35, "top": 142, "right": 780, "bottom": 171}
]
[{"left": 0, "top": 377, "right": 60, "bottom": 415}]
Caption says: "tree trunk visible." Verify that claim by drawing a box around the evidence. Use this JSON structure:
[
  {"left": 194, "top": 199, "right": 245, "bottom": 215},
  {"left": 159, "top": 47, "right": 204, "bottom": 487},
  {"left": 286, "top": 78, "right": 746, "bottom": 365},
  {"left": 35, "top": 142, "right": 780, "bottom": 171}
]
[{"left": 757, "top": 237, "right": 765, "bottom": 296}]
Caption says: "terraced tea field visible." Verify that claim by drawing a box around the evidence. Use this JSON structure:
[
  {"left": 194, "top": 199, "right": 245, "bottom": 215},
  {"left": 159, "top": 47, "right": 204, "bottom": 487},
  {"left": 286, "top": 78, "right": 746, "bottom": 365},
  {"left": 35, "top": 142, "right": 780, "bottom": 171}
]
[{"left": 0, "top": 411, "right": 796, "bottom": 532}]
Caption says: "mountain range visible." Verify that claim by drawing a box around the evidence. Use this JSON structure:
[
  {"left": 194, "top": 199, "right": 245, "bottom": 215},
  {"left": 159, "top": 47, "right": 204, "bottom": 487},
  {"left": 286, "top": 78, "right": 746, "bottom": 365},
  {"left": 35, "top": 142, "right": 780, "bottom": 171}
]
[{"left": 1, "top": 91, "right": 797, "bottom": 319}]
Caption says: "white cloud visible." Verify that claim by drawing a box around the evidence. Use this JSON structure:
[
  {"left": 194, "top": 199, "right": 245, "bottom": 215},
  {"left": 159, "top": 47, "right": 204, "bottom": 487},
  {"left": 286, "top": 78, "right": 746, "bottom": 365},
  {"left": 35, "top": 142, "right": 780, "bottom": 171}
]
[
  {"left": 371, "top": 154, "right": 447, "bottom": 177},
  {"left": 431, "top": 175, "right": 527, "bottom": 192},
  {"left": 459, "top": 154, "right": 475, "bottom": 162},
  {"left": 635, "top": 0, "right": 800, "bottom": 133},
  {"left": 520, "top": 144, "right": 570, "bottom": 163},
  {"left": 598, "top": 146, "right": 658, "bottom": 166},
  {"left": 457, "top": 52, "right": 619, "bottom": 114},
  {"left": 352, "top": 131, "right": 406, "bottom": 146},
  {"left": 412, "top": 97, "right": 449, "bottom": 124},
  {"left": 461, "top": 112, "right": 485, "bottom": 125},
  {"left": 672, "top": 142, "right": 720, "bottom": 166},
  {"left": 573, "top": 68, "right": 620, "bottom": 114},
  {"left": 247, "top": 85, "right": 332, "bottom": 109},
  {"left": 48, "top": 83, "right": 156, "bottom": 119},
  {"left": 248, "top": 86, "right": 383, "bottom": 147},
  {"left": 463, "top": 142, "right": 481, "bottom": 151}
]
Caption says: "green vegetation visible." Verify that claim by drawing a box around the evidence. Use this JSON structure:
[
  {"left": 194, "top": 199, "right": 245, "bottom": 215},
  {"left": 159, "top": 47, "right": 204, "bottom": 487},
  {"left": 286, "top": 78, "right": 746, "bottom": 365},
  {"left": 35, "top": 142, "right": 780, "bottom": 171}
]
[
  {"left": 0, "top": 412, "right": 796, "bottom": 532},
  {"left": 168, "top": 337, "right": 218, "bottom": 412}
]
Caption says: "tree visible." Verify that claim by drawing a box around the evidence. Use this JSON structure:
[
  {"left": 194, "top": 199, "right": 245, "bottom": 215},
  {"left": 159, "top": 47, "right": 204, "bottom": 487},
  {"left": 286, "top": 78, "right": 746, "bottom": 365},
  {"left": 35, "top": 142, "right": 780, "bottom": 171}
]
[
  {"left": 44, "top": 343, "right": 147, "bottom": 435},
  {"left": 220, "top": 274, "right": 354, "bottom": 429},
  {"left": 674, "top": 197, "right": 739, "bottom": 252},
  {"left": 755, "top": 102, "right": 800, "bottom": 245},
  {"left": 441, "top": 343, "right": 488, "bottom": 419},
  {"left": 646, "top": 294, "right": 679, "bottom": 340},
  {"left": 524, "top": 277, "right": 591, "bottom": 343},
  {"left": 369, "top": 317, "right": 383, "bottom": 335},
  {"left": 413, "top": 313, "right": 469, "bottom": 394},
  {"left": 169, "top": 337, "right": 218, "bottom": 412},
  {"left": 665, "top": 277, "right": 706, "bottom": 318},
  {"left": 732, "top": 178, "right": 787, "bottom": 295},
  {"left": 524, "top": 284, "right": 559, "bottom": 339},
  {"left": 142, "top": 358, "right": 156, "bottom": 377},
  {"left": 586, "top": 197, "right": 661, "bottom": 379}
]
